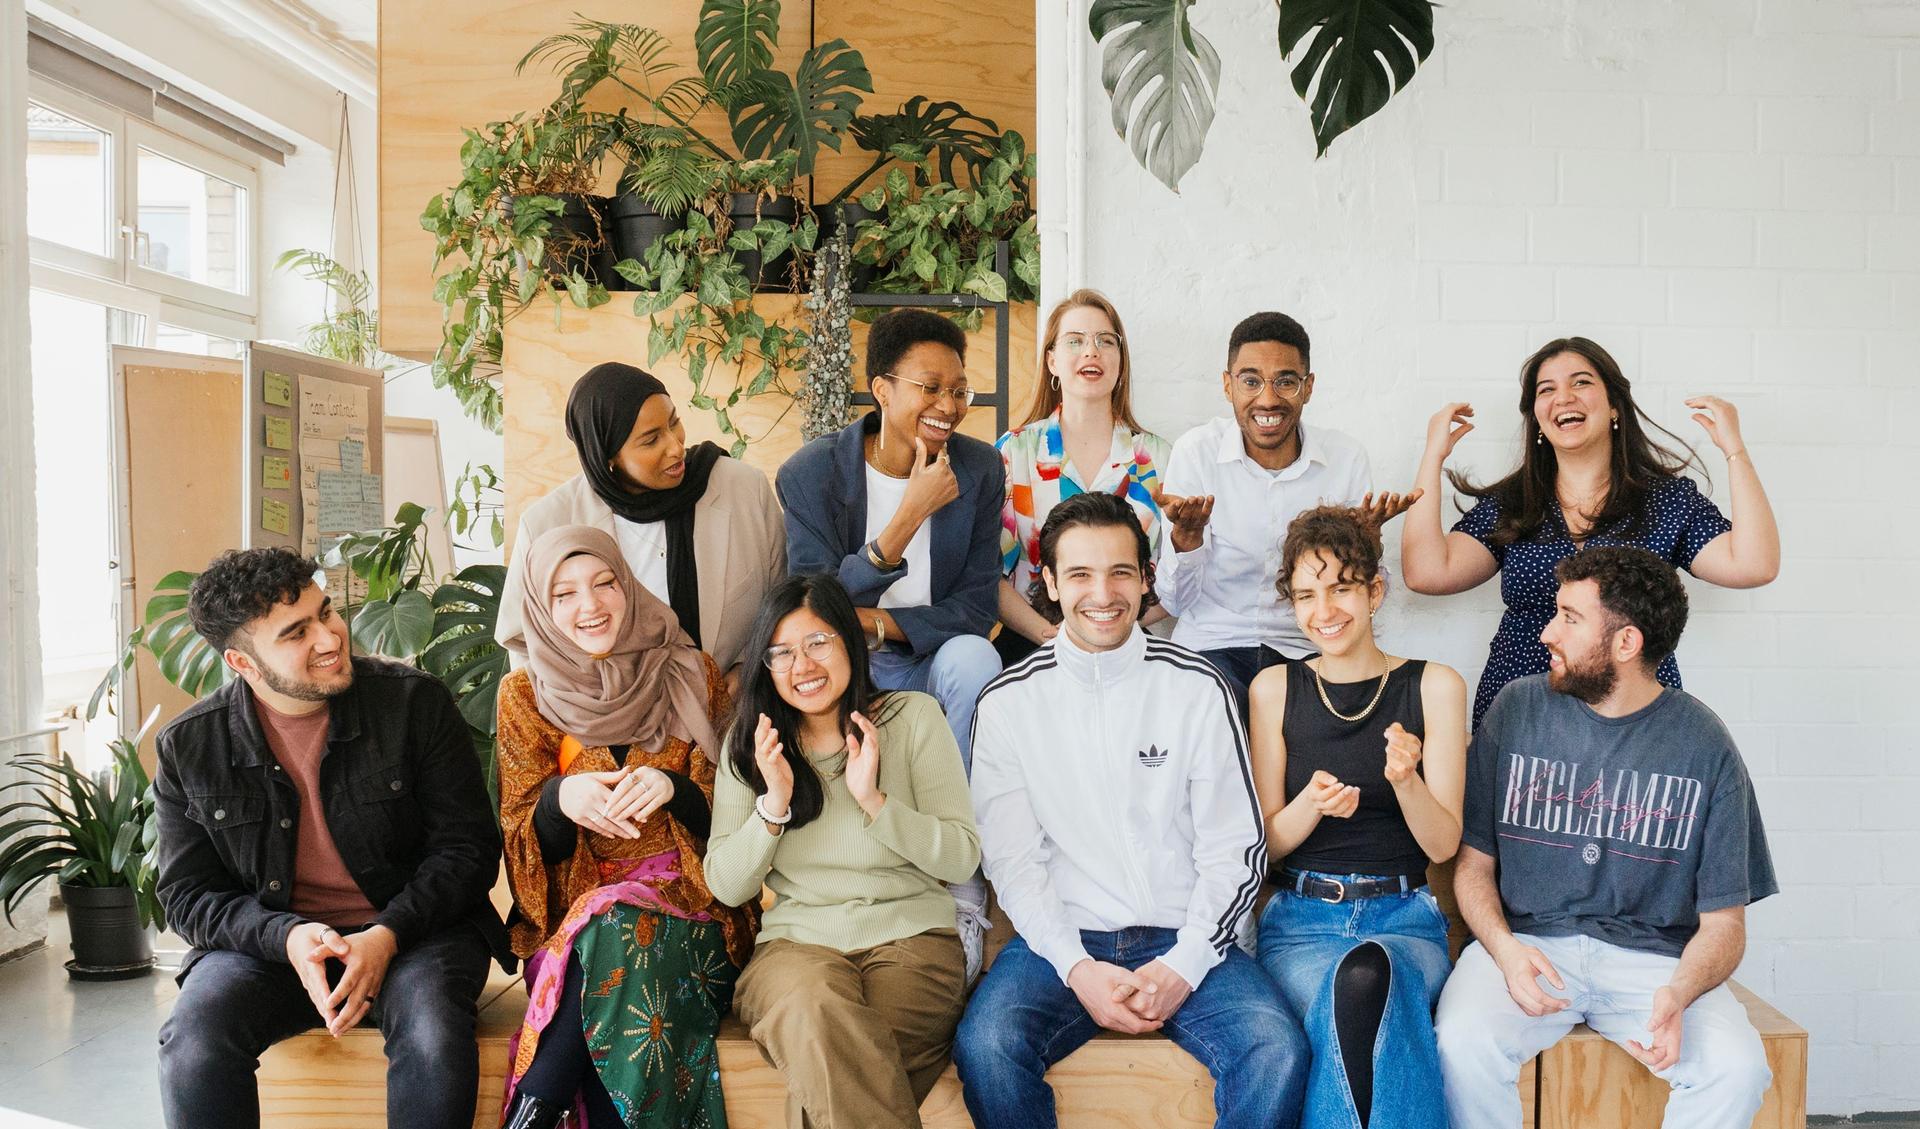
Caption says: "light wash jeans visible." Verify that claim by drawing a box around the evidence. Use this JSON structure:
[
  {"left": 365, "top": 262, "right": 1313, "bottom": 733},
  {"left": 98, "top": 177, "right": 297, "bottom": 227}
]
[
  {"left": 1257, "top": 875, "right": 1453, "bottom": 1129},
  {"left": 1434, "top": 933, "right": 1770, "bottom": 1129},
  {"left": 867, "top": 633, "right": 1000, "bottom": 770}
]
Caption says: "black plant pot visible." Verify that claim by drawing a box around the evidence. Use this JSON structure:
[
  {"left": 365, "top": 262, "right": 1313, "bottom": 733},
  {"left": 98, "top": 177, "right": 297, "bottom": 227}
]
[
  {"left": 727, "top": 192, "right": 800, "bottom": 292},
  {"left": 834, "top": 202, "right": 882, "bottom": 294},
  {"left": 609, "top": 192, "right": 672, "bottom": 270},
  {"left": 510, "top": 193, "right": 617, "bottom": 287},
  {"left": 60, "top": 883, "right": 153, "bottom": 981}
]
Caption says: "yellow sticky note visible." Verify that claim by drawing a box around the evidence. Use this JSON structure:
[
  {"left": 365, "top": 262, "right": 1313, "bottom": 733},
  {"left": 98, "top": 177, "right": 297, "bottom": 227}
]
[
  {"left": 261, "top": 497, "right": 291, "bottom": 535},
  {"left": 265, "top": 416, "right": 292, "bottom": 450},
  {"left": 263, "top": 371, "right": 293, "bottom": 408},
  {"left": 261, "top": 455, "right": 290, "bottom": 490}
]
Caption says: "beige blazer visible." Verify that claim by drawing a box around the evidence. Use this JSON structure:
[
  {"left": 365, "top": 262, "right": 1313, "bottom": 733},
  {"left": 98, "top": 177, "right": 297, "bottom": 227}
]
[{"left": 495, "top": 458, "right": 786, "bottom": 672}]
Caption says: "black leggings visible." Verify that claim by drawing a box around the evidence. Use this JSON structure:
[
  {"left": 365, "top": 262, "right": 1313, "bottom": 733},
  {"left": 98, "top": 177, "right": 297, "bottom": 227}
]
[
  {"left": 516, "top": 953, "right": 625, "bottom": 1129},
  {"left": 1332, "top": 942, "right": 1392, "bottom": 1128}
]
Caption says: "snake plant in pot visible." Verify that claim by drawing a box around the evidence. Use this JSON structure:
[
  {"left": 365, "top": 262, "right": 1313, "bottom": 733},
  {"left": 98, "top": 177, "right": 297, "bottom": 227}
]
[{"left": 0, "top": 713, "right": 165, "bottom": 979}]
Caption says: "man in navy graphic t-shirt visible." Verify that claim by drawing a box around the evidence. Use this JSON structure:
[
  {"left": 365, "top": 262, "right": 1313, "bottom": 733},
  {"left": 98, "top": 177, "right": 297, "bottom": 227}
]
[{"left": 1435, "top": 546, "right": 1776, "bottom": 1129}]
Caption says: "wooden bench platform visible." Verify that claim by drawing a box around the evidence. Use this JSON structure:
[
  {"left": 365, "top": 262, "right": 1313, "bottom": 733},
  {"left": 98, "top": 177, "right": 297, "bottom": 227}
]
[{"left": 258, "top": 875, "right": 1802, "bottom": 1127}]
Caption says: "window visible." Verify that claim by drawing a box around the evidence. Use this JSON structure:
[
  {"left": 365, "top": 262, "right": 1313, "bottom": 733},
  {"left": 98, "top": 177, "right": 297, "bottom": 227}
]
[{"left": 25, "top": 80, "right": 260, "bottom": 318}]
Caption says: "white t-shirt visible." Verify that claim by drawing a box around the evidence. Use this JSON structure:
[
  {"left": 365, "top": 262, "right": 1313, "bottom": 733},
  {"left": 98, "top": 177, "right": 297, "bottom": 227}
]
[
  {"left": 611, "top": 515, "right": 673, "bottom": 606},
  {"left": 863, "top": 466, "right": 932, "bottom": 609}
]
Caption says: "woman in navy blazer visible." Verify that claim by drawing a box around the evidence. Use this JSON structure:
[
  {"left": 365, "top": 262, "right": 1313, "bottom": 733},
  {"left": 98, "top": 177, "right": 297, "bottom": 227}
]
[{"left": 775, "top": 309, "right": 1005, "bottom": 775}]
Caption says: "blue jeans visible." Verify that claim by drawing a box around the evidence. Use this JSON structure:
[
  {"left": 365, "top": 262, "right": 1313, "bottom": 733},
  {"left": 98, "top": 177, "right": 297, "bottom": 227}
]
[
  {"left": 954, "top": 928, "right": 1308, "bottom": 1129},
  {"left": 1257, "top": 876, "right": 1454, "bottom": 1129},
  {"left": 868, "top": 633, "right": 1000, "bottom": 770},
  {"left": 157, "top": 924, "right": 492, "bottom": 1129}
]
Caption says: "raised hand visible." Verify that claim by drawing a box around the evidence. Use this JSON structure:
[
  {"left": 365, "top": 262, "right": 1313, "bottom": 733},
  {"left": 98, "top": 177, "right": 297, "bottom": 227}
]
[
  {"left": 844, "top": 710, "right": 885, "bottom": 817},
  {"left": 1684, "top": 396, "right": 1745, "bottom": 458},
  {"left": 753, "top": 713, "right": 794, "bottom": 821},
  {"left": 1424, "top": 402, "right": 1475, "bottom": 461},
  {"left": 1382, "top": 721, "right": 1424, "bottom": 785},
  {"left": 1162, "top": 493, "right": 1216, "bottom": 553},
  {"left": 1306, "top": 768, "right": 1359, "bottom": 819},
  {"left": 1359, "top": 489, "right": 1424, "bottom": 528}
]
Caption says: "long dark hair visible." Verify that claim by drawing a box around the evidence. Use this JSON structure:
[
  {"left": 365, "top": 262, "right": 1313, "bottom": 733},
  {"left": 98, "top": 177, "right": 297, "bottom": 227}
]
[
  {"left": 1449, "top": 337, "right": 1706, "bottom": 546},
  {"left": 723, "top": 574, "right": 902, "bottom": 831}
]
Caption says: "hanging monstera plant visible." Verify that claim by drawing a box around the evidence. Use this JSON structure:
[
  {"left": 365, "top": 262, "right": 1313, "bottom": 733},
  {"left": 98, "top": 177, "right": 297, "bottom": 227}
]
[{"left": 1090, "top": 0, "right": 1435, "bottom": 191}]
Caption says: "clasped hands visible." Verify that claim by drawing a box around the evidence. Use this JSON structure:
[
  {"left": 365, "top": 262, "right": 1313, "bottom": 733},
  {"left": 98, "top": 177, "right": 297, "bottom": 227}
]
[
  {"left": 285, "top": 921, "right": 396, "bottom": 1037},
  {"left": 558, "top": 764, "right": 677, "bottom": 839},
  {"left": 1067, "top": 956, "right": 1193, "bottom": 1035}
]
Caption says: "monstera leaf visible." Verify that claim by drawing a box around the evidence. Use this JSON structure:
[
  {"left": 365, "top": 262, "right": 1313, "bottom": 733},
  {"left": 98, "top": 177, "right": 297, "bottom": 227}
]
[
  {"left": 348, "top": 589, "right": 437, "bottom": 661},
  {"left": 727, "top": 38, "right": 871, "bottom": 174},
  {"left": 1089, "top": 0, "right": 1221, "bottom": 192},
  {"left": 1277, "top": 0, "right": 1433, "bottom": 155},
  {"left": 850, "top": 96, "right": 1004, "bottom": 187},
  {"left": 695, "top": 0, "right": 782, "bottom": 101},
  {"left": 423, "top": 565, "right": 510, "bottom": 736}
]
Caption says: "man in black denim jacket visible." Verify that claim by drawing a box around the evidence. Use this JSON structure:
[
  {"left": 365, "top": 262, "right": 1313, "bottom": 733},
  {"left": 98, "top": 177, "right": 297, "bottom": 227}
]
[{"left": 153, "top": 547, "right": 509, "bottom": 1129}]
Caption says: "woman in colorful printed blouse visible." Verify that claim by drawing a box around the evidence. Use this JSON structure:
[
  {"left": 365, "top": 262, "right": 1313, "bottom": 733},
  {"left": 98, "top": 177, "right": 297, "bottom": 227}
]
[
  {"left": 495, "top": 526, "right": 757, "bottom": 1129},
  {"left": 993, "top": 289, "right": 1171, "bottom": 664},
  {"left": 1402, "top": 337, "right": 1780, "bottom": 726}
]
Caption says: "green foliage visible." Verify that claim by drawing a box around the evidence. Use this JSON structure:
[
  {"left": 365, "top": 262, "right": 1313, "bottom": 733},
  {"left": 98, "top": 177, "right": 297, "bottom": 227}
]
[
  {"left": 694, "top": 0, "right": 781, "bottom": 100},
  {"left": 448, "top": 462, "right": 506, "bottom": 551},
  {"left": 851, "top": 133, "right": 1040, "bottom": 319},
  {"left": 725, "top": 39, "right": 872, "bottom": 176},
  {"left": 1088, "top": 0, "right": 1434, "bottom": 189},
  {"left": 1089, "top": 0, "right": 1222, "bottom": 192},
  {"left": 0, "top": 734, "right": 164, "bottom": 929},
  {"left": 274, "top": 249, "right": 384, "bottom": 368},
  {"left": 1277, "top": 0, "right": 1434, "bottom": 157}
]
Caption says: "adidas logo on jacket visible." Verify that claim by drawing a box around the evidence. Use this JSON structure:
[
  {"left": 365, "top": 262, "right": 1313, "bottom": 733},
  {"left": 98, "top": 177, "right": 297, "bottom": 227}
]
[{"left": 968, "top": 625, "right": 1267, "bottom": 990}]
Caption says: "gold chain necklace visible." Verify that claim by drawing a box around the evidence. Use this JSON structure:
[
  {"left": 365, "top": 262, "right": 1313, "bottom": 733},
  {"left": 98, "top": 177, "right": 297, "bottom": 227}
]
[{"left": 1314, "top": 664, "right": 1391, "bottom": 723}]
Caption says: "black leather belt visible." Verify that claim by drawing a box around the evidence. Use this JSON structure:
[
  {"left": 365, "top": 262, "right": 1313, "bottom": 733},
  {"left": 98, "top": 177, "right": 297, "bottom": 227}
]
[{"left": 1281, "top": 869, "right": 1427, "bottom": 903}]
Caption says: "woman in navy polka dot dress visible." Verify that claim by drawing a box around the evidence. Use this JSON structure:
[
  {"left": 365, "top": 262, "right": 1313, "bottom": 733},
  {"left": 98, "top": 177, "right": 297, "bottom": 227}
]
[{"left": 1401, "top": 337, "right": 1780, "bottom": 726}]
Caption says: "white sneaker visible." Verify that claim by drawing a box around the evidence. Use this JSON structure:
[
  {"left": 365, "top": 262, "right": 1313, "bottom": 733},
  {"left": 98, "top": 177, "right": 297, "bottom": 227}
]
[{"left": 950, "top": 878, "right": 991, "bottom": 988}]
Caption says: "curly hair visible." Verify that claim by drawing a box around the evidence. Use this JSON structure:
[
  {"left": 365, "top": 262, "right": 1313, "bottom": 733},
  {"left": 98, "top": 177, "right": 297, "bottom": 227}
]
[
  {"left": 1227, "top": 311, "right": 1311, "bottom": 371},
  {"left": 1027, "top": 491, "right": 1159, "bottom": 623},
  {"left": 866, "top": 308, "right": 967, "bottom": 381},
  {"left": 188, "top": 547, "right": 321, "bottom": 652},
  {"left": 1276, "top": 506, "right": 1383, "bottom": 601},
  {"left": 1554, "top": 546, "right": 1689, "bottom": 669}
]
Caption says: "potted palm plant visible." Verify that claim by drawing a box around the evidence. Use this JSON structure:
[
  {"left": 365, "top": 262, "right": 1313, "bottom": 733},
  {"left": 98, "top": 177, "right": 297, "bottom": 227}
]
[{"left": 0, "top": 714, "right": 165, "bottom": 980}]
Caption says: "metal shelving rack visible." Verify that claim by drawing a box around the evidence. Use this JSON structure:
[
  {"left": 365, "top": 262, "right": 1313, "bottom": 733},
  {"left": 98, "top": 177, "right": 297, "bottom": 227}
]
[{"left": 844, "top": 240, "right": 1013, "bottom": 437}]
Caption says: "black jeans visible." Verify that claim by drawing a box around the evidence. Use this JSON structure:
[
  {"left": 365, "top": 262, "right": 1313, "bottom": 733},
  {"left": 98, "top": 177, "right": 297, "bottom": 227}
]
[
  {"left": 157, "top": 924, "right": 492, "bottom": 1129},
  {"left": 1196, "top": 644, "right": 1294, "bottom": 720}
]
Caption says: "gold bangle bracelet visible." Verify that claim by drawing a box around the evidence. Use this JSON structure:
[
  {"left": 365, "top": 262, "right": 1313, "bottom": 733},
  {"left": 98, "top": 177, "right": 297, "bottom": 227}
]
[{"left": 1726, "top": 449, "right": 1750, "bottom": 465}]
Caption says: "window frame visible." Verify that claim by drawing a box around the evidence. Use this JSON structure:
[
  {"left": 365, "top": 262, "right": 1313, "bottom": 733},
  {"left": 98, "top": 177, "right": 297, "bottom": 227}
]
[{"left": 24, "top": 79, "right": 124, "bottom": 279}]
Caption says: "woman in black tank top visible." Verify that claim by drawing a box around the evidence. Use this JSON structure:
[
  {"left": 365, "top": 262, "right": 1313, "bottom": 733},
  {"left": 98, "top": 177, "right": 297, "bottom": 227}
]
[{"left": 1250, "top": 506, "right": 1469, "bottom": 1129}]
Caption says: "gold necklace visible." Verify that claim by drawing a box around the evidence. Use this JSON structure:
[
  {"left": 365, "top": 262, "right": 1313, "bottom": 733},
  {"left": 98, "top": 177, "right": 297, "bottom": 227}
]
[{"left": 1314, "top": 663, "right": 1391, "bottom": 723}]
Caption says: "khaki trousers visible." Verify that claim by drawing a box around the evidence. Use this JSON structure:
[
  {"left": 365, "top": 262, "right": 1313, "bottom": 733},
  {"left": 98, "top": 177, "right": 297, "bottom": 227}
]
[{"left": 733, "top": 930, "right": 966, "bottom": 1129}]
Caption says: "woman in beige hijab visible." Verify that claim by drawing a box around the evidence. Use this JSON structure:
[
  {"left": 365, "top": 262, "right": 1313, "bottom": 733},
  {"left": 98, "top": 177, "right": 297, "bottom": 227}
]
[{"left": 494, "top": 525, "right": 757, "bottom": 1129}]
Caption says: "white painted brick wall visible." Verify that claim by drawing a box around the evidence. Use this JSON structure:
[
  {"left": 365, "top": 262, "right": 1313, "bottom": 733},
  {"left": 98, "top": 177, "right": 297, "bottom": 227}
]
[{"left": 1055, "top": 0, "right": 1917, "bottom": 1114}]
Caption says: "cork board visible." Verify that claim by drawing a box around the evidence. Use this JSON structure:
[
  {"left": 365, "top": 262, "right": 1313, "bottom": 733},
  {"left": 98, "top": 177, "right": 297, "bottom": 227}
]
[{"left": 112, "top": 347, "right": 245, "bottom": 766}]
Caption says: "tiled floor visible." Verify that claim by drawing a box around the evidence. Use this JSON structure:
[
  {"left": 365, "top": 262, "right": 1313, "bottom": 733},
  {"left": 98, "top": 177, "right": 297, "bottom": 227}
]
[{"left": 0, "top": 906, "right": 181, "bottom": 1128}]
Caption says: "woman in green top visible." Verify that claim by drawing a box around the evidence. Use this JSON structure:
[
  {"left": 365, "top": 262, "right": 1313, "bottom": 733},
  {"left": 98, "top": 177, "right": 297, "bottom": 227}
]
[{"left": 706, "top": 573, "right": 982, "bottom": 1129}]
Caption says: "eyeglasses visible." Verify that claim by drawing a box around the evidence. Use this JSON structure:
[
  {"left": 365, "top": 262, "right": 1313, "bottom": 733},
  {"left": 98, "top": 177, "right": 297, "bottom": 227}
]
[
  {"left": 763, "top": 631, "right": 840, "bottom": 673},
  {"left": 1054, "top": 332, "right": 1123, "bottom": 354},
  {"left": 1233, "top": 373, "right": 1309, "bottom": 399},
  {"left": 882, "top": 374, "right": 977, "bottom": 409}
]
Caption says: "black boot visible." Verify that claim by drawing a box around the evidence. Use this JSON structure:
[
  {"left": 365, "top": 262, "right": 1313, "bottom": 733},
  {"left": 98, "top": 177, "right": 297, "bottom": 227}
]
[{"left": 501, "top": 1092, "right": 567, "bottom": 1129}]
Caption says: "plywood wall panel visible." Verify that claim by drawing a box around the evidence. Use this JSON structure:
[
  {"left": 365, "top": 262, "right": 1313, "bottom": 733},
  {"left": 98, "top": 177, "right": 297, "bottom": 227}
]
[
  {"left": 378, "top": 0, "right": 812, "bottom": 358},
  {"left": 811, "top": 0, "right": 1038, "bottom": 202}
]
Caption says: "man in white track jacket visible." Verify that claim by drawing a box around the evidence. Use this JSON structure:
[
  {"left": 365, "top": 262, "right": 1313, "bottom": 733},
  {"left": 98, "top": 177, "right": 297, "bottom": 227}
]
[{"left": 953, "top": 492, "right": 1307, "bottom": 1129}]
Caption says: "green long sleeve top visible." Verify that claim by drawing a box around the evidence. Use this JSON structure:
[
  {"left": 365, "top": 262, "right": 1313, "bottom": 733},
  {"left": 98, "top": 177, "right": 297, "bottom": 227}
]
[{"left": 704, "top": 691, "right": 982, "bottom": 954}]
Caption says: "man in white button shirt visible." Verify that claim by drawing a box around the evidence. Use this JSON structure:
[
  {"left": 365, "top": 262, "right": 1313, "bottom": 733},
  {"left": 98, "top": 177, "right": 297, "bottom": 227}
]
[{"left": 1158, "top": 312, "right": 1413, "bottom": 713}]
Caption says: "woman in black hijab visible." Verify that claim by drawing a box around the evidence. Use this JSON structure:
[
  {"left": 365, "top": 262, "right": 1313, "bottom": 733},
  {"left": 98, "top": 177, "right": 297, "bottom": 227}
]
[{"left": 497, "top": 362, "right": 787, "bottom": 679}]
